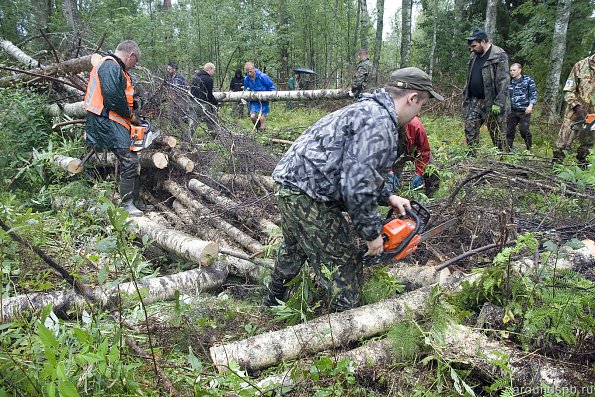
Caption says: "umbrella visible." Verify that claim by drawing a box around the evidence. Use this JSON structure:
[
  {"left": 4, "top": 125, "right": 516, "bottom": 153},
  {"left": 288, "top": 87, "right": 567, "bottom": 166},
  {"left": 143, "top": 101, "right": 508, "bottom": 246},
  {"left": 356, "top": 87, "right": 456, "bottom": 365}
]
[{"left": 293, "top": 67, "right": 318, "bottom": 75}]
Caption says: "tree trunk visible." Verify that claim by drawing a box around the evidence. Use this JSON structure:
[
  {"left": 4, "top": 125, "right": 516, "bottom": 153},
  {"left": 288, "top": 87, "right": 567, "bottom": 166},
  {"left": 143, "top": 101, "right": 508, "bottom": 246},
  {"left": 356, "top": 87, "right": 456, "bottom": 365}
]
[
  {"left": 484, "top": 0, "right": 497, "bottom": 40},
  {"left": 170, "top": 149, "right": 194, "bottom": 173},
  {"left": 46, "top": 101, "right": 85, "bottom": 117},
  {"left": 62, "top": 0, "right": 82, "bottom": 52},
  {"left": 163, "top": 180, "right": 265, "bottom": 254},
  {"left": 372, "top": 0, "right": 385, "bottom": 83},
  {"left": 0, "top": 37, "right": 41, "bottom": 68},
  {"left": 428, "top": 1, "right": 438, "bottom": 79},
  {"left": 440, "top": 323, "right": 594, "bottom": 392},
  {"left": 277, "top": 0, "right": 290, "bottom": 83},
  {"left": 542, "top": 0, "right": 573, "bottom": 122},
  {"left": 154, "top": 134, "right": 177, "bottom": 149},
  {"left": 213, "top": 88, "right": 350, "bottom": 102},
  {"left": 132, "top": 216, "right": 219, "bottom": 265},
  {"left": 53, "top": 155, "right": 83, "bottom": 174},
  {"left": 358, "top": 0, "right": 369, "bottom": 50},
  {"left": 218, "top": 174, "right": 276, "bottom": 192},
  {"left": 210, "top": 286, "right": 433, "bottom": 372},
  {"left": 0, "top": 53, "right": 92, "bottom": 88},
  {"left": 89, "top": 150, "right": 168, "bottom": 170},
  {"left": 400, "top": 0, "right": 412, "bottom": 67},
  {"left": 0, "top": 261, "right": 229, "bottom": 323},
  {"left": 187, "top": 178, "right": 278, "bottom": 235}
]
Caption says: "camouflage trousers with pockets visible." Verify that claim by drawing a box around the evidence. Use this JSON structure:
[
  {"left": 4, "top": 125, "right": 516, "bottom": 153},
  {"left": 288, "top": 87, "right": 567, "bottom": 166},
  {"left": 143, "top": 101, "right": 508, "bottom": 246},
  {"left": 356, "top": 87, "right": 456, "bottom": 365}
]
[
  {"left": 554, "top": 106, "right": 594, "bottom": 164},
  {"left": 272, "top": 184, "right": 362, "bottom": 312},
  {"left": 463, "top": 97, "right": 508, "bottom": 151}
]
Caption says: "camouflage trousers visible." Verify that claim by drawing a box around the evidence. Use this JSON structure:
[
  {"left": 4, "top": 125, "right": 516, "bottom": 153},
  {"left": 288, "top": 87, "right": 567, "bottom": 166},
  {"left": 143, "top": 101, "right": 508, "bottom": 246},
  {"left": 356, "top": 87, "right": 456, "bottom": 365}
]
[
  {"left": 463, "top": 97, "right": 508, "bottom": 151},
  {"left": 272, "top": 184, "right": 362, "bottom": 311},
  {"left": 554, "top": 107, "right": 594, "bottom": 163}
]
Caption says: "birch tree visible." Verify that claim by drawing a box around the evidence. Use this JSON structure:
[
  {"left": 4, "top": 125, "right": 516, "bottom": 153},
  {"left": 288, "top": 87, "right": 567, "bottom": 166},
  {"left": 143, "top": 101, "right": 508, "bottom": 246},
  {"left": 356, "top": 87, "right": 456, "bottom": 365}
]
[
  {"left": 372, "top": 0, "right": 385, "bottom": 83},
  {"left": 542, "top": 0, "right": 573, "bottom": 121},
  {"left": 359, "top": 0, "right": 369, "bottom": 50},
  {"left": 484, "top": 0, "right": 497, "bottom": 40},
  {"left": 400, "top": 0, "right": 412, "bottom": 67}
]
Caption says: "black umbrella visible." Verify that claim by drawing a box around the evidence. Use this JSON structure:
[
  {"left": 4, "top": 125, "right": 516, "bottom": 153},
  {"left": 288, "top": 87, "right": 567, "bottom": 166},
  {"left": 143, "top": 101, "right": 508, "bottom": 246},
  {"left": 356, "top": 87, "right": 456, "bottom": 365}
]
[{"left": 293, "top": 67, "right": 318, "bottom": 75}]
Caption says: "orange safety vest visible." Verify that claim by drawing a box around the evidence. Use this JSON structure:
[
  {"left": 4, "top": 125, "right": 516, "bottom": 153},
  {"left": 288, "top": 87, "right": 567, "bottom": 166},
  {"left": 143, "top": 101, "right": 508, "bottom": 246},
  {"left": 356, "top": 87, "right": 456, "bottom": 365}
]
[{"left": 84, "top": 56, "right": 134, "bottom": 130}]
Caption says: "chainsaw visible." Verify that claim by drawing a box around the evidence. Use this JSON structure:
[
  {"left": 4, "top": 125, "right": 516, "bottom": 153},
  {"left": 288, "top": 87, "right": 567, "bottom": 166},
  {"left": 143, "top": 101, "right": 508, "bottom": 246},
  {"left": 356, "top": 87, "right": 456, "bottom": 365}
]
[
  {"left": 362, "top": 200, "right": 457, "bottom": 266},
  {"left": 571, "top": 113, "right": 595, "bottom": 132},
  {"left": 130, "top": 117, "right": 160, "bottom": 152}
]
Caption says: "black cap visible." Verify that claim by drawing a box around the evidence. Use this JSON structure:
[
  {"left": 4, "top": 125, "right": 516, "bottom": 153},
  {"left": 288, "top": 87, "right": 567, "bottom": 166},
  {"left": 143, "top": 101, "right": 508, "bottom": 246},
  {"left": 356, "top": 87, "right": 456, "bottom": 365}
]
[
  {"left": 466, "top": 28, "right": 488, "bottom": 41},
  {"left": 387, "top": 67, "right": 444, "bottom": 101},
  {"left": 167, "top": 61, "right": 178, "bottom": 68}
]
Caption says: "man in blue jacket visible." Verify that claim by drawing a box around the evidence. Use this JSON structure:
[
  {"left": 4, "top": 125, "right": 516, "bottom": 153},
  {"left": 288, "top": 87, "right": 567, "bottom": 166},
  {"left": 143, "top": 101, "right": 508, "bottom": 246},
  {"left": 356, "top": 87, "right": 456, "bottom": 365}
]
[
  {"left": 506, "top": 63, "right": 537, "bottom": 150},
  {"left": 243, "top": 61, "right": 275, "bottom": 131}
]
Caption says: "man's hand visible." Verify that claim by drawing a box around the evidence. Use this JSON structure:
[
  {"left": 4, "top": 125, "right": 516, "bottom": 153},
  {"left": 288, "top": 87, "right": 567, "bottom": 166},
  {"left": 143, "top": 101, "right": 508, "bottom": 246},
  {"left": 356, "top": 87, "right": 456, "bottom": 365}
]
[
  {"left": 491, "top": 104, "right": 501, "bottom": 116},
  {"left": 130, "top": 111, "right": 142, "bottom": 125},
  {"left": 525, "top": 104, "right": 533, "bottom": 114},
  {"left": 410, "top": 175, "right": 424, "bottom": 190},
  {"left": 387, "top": 195, "right": 411, "bottom": 216},
  {"left": 348, "top": 90, "right": 355, "bottom": 98},
  {"left": 574, "top": 105, "right": 587, "bottom": 121},
  {"left": 365, "top": 235, "right": 384, "bottom": 257}
]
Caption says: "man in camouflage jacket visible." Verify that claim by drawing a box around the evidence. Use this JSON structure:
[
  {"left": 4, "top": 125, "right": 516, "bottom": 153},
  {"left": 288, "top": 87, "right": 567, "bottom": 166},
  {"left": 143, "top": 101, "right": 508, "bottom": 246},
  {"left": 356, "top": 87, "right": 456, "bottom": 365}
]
[
  {"left": 462, "top": 29, "right": 510, "bottom": 152},
  {"left": 506, "top": 63, "right": 538, "bottom": 150},
  {"left": 553, "top": 54, "right": 595, "bottom": 165},
  {"left": 267, "top": 67, "right": 444, "bottom": 312},
  {"left": 351, "top": 49, "right": 376, "bottom": 98}
]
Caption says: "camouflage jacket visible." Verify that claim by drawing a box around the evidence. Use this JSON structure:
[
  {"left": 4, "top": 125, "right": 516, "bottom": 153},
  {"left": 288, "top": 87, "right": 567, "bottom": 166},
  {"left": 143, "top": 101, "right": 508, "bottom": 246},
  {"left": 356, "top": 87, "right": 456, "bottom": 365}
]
[
  {"left": 509, "top": 74, "right": 537, "bottom": 110},
  {"left": 463, "top": 44, "right": 510, "bottom": 115},
  {"left": 272, "top": 89, "right": 398, "bottom": 241},
  {"left": 351, "top": 58, "right": 376, "bottom": 96},
  {"left": 563, "top": 54, "right": 595, "bottom": 112}
]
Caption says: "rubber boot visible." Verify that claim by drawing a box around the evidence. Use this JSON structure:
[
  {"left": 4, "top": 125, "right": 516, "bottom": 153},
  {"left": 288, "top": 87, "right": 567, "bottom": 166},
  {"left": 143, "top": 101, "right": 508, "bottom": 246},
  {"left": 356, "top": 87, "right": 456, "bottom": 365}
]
[
  {"left": 576, "top": 146, "right": 590, "bottom": 170},
  {"left": 263, "top": 269, "right": 289, "bottom": 307},
  {"left": 119, "top": 178, "right": 143, "bottom": 217},
  {"left": 552, "top": 148, "right": 565, "bottom": 165},
  {"left": 133, "top": 176, "right": 154, "bottom": 212}
]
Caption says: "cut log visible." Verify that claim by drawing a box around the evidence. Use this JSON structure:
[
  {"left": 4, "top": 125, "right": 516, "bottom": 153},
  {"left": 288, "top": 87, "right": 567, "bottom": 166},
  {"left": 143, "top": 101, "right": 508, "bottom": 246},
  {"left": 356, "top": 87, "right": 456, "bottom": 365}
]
[
  {"left": 213, "top": 89, "right": 350, "bottom": 102},
  {"left": 209, "top": 286, "right": 433, "bottom": 372},
  {"left": 1, "top": 261, "right": 229, "bottom": 323},
  {"left": 164, "top": 180, "right": 264, "bottom": 254},
  {"left": 188, "top": 178, "right": 278, "bottom": 235},
  {"left": 89, "top": 150, "right": 168, "bottom": 170},
  {"left": 170, "top": 149, "right": 194, "bottom": 173},
  {"left": 53, "top": 155, "right": 83, "bottom": 174},
  {"left": 219, "top": 173, "right": 276, "bottom": 192},
  {"left": 154, "top": 134, "right": 177, "bottom": 148},
  {"left": 46, "top": 101, "right": 85, "bottom": 118},
  {"left": 386, "top": 265, "right": 451, "bottom": 290},
  {"left": 440, "top": 323, "right": 594, "bottom": 393},
  {"left": 131, "top": 216, "right": 219, "bottom": 265}
]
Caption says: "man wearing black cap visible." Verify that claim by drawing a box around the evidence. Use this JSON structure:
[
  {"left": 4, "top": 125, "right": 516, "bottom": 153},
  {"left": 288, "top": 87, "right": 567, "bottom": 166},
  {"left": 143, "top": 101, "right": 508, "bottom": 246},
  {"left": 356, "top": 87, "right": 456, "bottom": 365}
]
[
  {"left": 462, "top": 28, "right": 510, "bottom": 152},
  {"left": 266, "top": 67, "right": 443, "bottom": 313},
  {"left": 165, "top": 62, "right": 186, "bottom": 88}
]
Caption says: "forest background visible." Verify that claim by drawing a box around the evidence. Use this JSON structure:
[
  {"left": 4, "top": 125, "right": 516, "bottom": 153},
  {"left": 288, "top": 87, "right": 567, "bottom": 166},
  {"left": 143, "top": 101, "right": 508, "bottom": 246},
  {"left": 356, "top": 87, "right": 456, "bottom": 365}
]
[{"left": 1, "top": 0, "right": 594, "bottom": 119}]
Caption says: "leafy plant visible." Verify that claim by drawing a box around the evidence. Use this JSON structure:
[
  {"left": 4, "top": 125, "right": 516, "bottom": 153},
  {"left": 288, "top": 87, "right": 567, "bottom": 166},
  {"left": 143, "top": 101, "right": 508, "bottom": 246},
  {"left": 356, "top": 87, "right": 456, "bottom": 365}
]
[{"left": 361, "top": 267, "right": 405, "bottom": 304}]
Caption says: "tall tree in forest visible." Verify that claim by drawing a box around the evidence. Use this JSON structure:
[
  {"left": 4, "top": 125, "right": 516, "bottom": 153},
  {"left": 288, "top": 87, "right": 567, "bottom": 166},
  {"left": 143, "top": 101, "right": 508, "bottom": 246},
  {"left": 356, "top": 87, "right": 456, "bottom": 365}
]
[
  {"left": 62, "top": 0, "right": 82, "bottom": 53},
  {"left": 359, "top": 0, "right": 369, "bottom": 50},
  {"left": 277, "top": 0, "right": 290, "bottom": 83},
  {"left": 372, "top": 0, "right": 384, "bottom": 82},
  {"left": 401, "top": 0, "right": 412, "bottom": 67},
  {"left": 542, "top": 0, "right": 573, "bottom": 121},
  {"left": 484, "top": 0, "right": 497, "bottom": 39},
  {"left": 428, "top": 0, "right": 438, "bottom": 78}
]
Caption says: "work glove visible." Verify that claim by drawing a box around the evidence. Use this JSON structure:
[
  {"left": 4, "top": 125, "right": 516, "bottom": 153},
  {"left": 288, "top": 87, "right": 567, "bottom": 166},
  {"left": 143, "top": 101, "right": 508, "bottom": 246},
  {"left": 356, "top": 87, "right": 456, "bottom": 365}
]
[
  {"left": 410, "top": 175, "right": 424, "bottom": 190},
  {"left": 132, "top": 94, "right": 142, "bottom": 111},
  {"left": 573, "top": 105, "right": 587, "bottom": 122},
  {"left": 491, "top": 104, "right": 501, "bottom": 116},
  {"left": 386, "top": 173, "right": 401, "bottom": 192}
]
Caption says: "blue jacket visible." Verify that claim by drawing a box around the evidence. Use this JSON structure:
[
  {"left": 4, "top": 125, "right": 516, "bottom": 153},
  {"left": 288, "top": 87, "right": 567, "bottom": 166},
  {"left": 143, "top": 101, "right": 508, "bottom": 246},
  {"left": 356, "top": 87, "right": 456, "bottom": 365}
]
[
  {"left": 243, "top": 68, "right": 276, "bottom": 93},
  {"left": 509, "top": 74, "right": 537, "bottom": 110}
]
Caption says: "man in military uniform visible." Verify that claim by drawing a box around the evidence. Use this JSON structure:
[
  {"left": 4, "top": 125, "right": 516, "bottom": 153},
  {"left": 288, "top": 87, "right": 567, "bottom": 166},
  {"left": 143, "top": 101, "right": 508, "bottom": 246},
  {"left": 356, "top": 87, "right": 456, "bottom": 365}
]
[
  {"left": 462, "top": 29, "right": 510, "bottom": 152},
  {"left": 350, "top": 49, "right": 376, "bottom": 98},
  {"left": 553, "top": 54, "right": 595, "bottom": 166},
  {"left": 506, "top": 63, "right": 538, "bottom": 150},
  {"left": 266, "top": 67, "right": 444, "bottom": 312}
]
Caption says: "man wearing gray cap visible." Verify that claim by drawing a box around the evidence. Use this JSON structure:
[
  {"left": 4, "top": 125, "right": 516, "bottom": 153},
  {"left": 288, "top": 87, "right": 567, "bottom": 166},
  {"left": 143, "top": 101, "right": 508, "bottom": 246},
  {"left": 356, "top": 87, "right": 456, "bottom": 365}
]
[
  {"left": 265, "top": 67, "right": 443, "bottom": 313},
  {"left": 462, "top": 28, "right": 510, "bottom": 152}
]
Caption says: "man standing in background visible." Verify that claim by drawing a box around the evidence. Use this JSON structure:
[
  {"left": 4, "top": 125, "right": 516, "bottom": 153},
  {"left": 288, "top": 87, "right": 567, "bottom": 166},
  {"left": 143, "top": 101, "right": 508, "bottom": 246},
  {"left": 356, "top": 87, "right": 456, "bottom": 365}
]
[
  {"left": 350, "top": 49, "right": 375, "bottom": 98},
  {"left": 506, "top": 63, "right": 537, "bottom": 150},
  {"left": 244, "top": 61, "right": 276, "bottom": 131},
  {"left": 553, "top": 53, "right": 594, "bottom": 166},
  {"left": 462, "top": 29, "right": 510, "bottom": 153}
]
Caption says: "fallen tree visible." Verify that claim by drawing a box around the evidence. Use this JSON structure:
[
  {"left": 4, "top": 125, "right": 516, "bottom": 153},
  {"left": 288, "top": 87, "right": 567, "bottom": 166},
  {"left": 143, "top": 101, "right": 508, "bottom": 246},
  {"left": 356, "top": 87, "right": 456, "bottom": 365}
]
[
  {"left": 213, "top": 88, "right": 350, "bottom": 102},
  {"left": 0, "top": 261, "right": 229, "bottom": 323}
]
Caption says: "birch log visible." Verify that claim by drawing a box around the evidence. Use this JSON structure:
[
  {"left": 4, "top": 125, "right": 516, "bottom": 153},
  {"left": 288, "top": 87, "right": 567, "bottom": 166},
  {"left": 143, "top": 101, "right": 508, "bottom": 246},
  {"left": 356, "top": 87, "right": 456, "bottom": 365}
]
[
  {"left": 154, "top": 134, "right": 177, "bottom": 148},
  {"left": 213, "top": 89, "right": 350, "bottom": 102},
  {"left": 0, "top": 261, "right": 228, "bottom": 323},
  {"left": 132, "top": 216, "right": 219, "bottom": 265},
  {"left": 0, "top": 37, "right": 40, "bottom": 67},
  {"left": 53, "top": 155, "right": 83, "bottom": 174},
  {"left": 187, "top": 178, "right": 278, "bottom": 235},
  {"left": 47, "top": 101, "right": 85, "bottom": 118},
  {"left": 89, "top": 151, "right": 168, "bottom": 170},
  {"left": 164, "top": 180, "right": 264, "bottom": 254},
  {"left": 219, "top": 174, "right": 276, "bottom": 191},
  {"left": 210, "top": 286, "right": 432, "bottom": 372},
  {"left": 170, "top": 149, "right": 194, "bottom": 173},
  {"left": 0, "top": 54, "right": 93, "bottom": 88},
  {"left": 440, "top": 323, "right": 594, "bottom": 393}
]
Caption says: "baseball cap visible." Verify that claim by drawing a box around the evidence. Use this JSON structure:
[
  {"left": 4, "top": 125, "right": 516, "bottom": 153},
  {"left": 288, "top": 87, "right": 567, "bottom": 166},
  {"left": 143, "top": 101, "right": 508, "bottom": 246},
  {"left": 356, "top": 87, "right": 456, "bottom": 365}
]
[
  {"left": 167, "top": 61, "right": 178, "bottom": 68},
  {"left": 466, "top": 28, "right": 488, "bottom": 41},
  {"left": 387, "top": 67, "right": 444, "bottom": 101}
]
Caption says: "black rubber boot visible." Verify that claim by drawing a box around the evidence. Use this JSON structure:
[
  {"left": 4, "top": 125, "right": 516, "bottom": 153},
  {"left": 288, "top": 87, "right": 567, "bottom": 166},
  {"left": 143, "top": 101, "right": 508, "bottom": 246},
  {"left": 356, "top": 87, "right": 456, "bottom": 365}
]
[
  {"left": 119, "top": 178, "right": 143, "bottom": 217},
  {"left": 133, "top": 176, "right": 154, "bottom": 212},
  {"left": 263, "top": 269, "right": 289, "bottom": 307}
]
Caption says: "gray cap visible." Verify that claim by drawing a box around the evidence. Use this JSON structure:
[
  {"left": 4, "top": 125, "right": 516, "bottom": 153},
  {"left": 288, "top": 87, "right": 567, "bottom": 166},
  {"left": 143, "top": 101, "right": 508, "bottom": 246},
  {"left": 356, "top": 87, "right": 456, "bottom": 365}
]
[
  {"left": 466, "top": 28, "right": 488, "bottom": 41},
  {"left": 387, "top": 67, "right": 444, "bottom": 101}
]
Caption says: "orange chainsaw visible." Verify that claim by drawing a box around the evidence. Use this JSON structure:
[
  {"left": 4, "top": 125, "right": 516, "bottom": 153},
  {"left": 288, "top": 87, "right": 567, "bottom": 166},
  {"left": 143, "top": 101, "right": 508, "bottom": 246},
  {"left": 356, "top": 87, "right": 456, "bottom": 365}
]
[
  {"left": 362, "top": 201, "right": 457, "bottom": 266},
  {"left": 130, "top": 118, "right": 160, "bottom": 152}
]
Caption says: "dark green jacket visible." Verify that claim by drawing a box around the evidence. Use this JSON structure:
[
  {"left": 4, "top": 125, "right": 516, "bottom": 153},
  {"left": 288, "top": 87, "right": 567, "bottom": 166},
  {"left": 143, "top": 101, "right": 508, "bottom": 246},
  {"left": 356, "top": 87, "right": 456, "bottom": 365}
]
[{"left": 86, "top": 54, "right": 133, "bottom": 149}]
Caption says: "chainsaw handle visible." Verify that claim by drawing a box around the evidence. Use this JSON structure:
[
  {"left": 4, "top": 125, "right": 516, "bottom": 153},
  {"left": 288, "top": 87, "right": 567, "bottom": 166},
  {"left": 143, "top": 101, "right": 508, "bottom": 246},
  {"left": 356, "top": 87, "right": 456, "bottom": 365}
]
[{"left": 384, "top": 200, "right": 429, "bottom": 256}]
